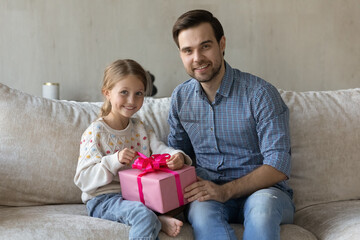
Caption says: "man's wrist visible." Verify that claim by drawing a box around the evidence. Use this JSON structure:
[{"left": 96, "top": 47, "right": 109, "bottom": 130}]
[{"left": 222, "top": 182, "right": 235, "bottom": 202}]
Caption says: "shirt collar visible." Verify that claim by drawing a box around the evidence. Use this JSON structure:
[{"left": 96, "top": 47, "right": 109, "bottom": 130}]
[
  {"left": 194, "top": 61, "right": 234, "bottom": 99},
  {"left": 217, "top": 61, "right": 233, "bottom": 98}
]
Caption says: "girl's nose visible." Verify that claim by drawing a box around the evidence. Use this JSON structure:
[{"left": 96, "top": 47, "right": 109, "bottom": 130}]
[{"left": 128, "top": 95, "right": 135, "bottom": 104}]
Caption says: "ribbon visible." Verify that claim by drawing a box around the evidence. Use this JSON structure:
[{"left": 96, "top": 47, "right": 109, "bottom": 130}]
[{"left": 132, "top": 152, "right": 184, "bottom": 208}]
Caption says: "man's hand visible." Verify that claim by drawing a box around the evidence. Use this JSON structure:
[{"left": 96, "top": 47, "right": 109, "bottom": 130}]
[
  {"left": 166, "top": 152, "right": 185, "bottom": 170},
  {"left": 184, "top": 165, "right": 287, "bottom": 203},
  {"left": 184, "top": 177, "right": 230, "bottom": 203}
]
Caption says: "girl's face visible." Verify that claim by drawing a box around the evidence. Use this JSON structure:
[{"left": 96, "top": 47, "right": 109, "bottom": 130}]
[{"left": 105, "top": 74, "right": 145, "bottom": 120}]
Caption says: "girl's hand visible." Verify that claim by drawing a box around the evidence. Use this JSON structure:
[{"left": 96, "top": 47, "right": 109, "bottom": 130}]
[
  {"left": 166, "top": 152, "right": 185, "bottom": 170},
  {"left": 118, "top": 148, "right": 136, "bottom": 165}
]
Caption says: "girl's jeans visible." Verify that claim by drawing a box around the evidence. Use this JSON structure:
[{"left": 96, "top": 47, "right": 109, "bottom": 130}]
[
  {"left": 186, "top": 187, "right": 295, "bottom": 240},
  {"left": 86, "top": 193, "right": 161, "bottom": 240}
]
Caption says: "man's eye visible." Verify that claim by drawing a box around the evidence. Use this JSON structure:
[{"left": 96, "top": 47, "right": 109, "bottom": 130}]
[{"left": 182, "top": 49, "right": 192, "bottom": 55}]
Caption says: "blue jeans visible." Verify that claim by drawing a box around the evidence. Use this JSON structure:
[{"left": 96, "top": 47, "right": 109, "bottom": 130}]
[
  {"left": 86, "top": 193, "right": 161, "bottom": 240},
  {"left": 186, "top": 187, "right": 295, "bottom": 240}
]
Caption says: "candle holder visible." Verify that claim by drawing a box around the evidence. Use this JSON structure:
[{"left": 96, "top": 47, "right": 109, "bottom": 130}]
[{"left": 42, "top": 83, "right": 60, "bottom": 100}]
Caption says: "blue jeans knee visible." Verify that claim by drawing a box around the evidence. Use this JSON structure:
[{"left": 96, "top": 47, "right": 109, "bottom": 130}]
[{"left": 243, "top": 187, "right": 294, "bottom": 240}]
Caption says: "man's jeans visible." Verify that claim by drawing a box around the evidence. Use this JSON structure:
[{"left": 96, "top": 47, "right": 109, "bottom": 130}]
[
  {"left": 86, "top": 193, "right": 161, "bottom": 240},
  {"left": 186, "top": 187, "right": 295, "bottom": 240}
]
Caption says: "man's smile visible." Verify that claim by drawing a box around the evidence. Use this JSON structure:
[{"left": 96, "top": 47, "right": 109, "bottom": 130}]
[{"left": 194, "top": 64, "right": 210, "bottom": 72}]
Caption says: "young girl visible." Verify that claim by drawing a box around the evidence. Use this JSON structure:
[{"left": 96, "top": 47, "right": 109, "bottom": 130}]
[{"left": 74, "top": 59, "right": 192, "bottom": 239}]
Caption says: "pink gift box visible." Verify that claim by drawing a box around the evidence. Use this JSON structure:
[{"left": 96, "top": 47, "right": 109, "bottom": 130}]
[{"left": 118, "top": 165, "right": 196, "bottom": 213}]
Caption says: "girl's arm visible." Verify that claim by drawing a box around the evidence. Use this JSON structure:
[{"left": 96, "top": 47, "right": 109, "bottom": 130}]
[{"left": 74, "top": 125, "right": 124, "bottom": 194}]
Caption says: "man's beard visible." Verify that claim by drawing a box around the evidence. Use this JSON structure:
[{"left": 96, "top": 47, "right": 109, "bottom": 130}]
[{"left": 189, "top": 61, "right": 222, "bottom": 83}]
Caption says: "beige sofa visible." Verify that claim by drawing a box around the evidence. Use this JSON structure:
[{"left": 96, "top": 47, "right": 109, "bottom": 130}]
[{"left": 1, "top": 82, "right": 359, "bottom": 240}]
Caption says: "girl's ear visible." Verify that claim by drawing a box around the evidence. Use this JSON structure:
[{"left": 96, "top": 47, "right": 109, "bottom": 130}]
[{"left": 103, "top": 89, "right": 110, "bottom": 100}]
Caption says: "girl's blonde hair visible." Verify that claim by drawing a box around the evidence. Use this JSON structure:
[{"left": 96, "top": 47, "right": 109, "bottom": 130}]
[{"left": 100, "top": 59, "right": 151, "bottom": 117}]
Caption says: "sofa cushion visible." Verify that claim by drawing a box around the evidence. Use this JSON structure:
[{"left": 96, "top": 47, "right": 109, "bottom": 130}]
[
  {"left": 280, "top": 89, "right": 360, "bottom": 210},
  {"left": 294, "top": 200, "right": 360, "bottom": 240},
  {"left": 0, "top": 204, "right": 316, "bottom": 240},
  {"left": 0, "top": 83, "right": 101, "bottom": 206},
  {"left": 0, "top": 204, "right": 131, "bottom": 239}
]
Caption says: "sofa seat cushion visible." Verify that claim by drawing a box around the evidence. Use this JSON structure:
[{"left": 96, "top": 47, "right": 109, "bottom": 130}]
[
  {"left": 294, "top": 200, "right": 360, "bottom": 240},
  {"left": 0, "top": 204, "right": 130, "bottom": 239},
  {"left": 0, "top": 204, "right": 316, "bottom": 240},
  {"left": 228, "top": 223, "right": 317, "bottom": 240}
]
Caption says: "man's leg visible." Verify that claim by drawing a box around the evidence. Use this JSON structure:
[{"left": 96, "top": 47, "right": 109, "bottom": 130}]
[
  {"left": 186, "top": 199, "right": 237, "bottom": 240},
  {"left": 242, "top": 187, "right": 294, "bottom": 240}
]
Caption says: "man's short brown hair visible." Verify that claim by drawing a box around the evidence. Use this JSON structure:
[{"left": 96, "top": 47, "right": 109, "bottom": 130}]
[{"left": 172, "top": 9, "right": 224, "bottom": 48}]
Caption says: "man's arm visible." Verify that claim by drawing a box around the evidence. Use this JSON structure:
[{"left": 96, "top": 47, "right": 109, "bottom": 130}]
[
  {"left": 184, "top": 164, "right": 287, "bottom": 203},
  {"left": 185, "top": 83, "right": 291, "bottom": 203}
]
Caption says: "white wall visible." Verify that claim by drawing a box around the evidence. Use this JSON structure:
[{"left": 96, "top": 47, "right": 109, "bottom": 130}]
[{"left": 1, "top": 0, "right": 359, "bottom": 101}]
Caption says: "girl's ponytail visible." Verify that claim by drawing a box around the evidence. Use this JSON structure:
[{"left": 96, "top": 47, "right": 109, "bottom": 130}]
[{"left": 99, "top": 98, "right": 111, "bottom": 117}]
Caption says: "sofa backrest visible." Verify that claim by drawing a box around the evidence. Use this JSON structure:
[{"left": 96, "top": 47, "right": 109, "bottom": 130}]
[
  {"left": 0, "top": 83, "right": 101, "bottom": 206},
  {"left": 1, "top": 82, "right": 360, "bottom": 210},
  {"left": 280, "top": 89, "right": 360, "bottom": 210}
]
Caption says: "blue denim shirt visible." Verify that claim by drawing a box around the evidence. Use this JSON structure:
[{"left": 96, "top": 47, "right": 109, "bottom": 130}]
[{"left": 168, "top": 62, "right": 293, "bottom": 198}]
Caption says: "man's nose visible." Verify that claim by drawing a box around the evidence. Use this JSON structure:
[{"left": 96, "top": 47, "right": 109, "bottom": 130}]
[{"left": 193, "top": 49, "right": 204, "bottom": 62}]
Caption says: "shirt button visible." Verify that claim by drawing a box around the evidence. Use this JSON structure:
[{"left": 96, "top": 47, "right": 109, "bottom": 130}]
[{"left": 210, "top": 127, "right": 213, "bottom": 131}]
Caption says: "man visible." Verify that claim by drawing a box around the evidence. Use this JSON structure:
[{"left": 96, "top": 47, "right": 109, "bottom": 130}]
[{"left": 168, "top": 9, "right": 295, "bottom": 240}]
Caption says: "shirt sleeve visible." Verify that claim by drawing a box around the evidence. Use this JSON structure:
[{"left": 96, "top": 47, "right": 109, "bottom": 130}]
[
  {"left": 167, "top": 92, "right": 196, "bottom": 160},
  {"left": 74, "top": 123, "right": 123, "bottom": 194},
  {"left": 252, "top": 84, "right": 291, "bottom": 178}
]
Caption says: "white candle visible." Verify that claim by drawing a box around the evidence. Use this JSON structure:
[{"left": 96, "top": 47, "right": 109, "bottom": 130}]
[{"left": 42, "top": 83, "right": 60, "bottom": 100}]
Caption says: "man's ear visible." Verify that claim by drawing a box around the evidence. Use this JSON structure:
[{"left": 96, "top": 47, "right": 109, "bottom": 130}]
[{"left": 220, "top": 36, "right": 226, "bottom": 54}]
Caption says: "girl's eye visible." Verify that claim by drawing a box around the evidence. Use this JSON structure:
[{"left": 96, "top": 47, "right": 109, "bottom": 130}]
[
  {"left": 120, "top": 90, "right": 128, "bottom": 95},
  {"left": 136, "top": 91, "right": 144, "bottom": 96}
]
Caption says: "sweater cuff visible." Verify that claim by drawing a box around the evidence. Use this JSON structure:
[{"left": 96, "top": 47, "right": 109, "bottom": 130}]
[{"left": 103, "top": 152, "right": 122, "bottom": 175}]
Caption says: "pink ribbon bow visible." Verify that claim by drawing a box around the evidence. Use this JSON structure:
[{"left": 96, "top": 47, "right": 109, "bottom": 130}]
[
  {"left": 132, "top": 152, "right": 184, "bottom": 208},
  {"left": 132, "top": 152, "right": 170, "bottom": 173}
]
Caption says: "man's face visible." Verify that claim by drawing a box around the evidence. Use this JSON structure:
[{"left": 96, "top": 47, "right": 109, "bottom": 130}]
[{"left": 178, "top": 22, "right": 225, "bottom": 83}]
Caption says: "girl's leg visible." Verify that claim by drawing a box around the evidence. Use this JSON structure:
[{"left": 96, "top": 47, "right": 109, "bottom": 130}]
[{"left": 87, "top": 193, "right": 161, "bottom": 240}]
